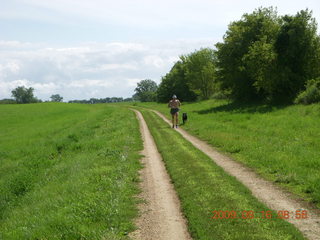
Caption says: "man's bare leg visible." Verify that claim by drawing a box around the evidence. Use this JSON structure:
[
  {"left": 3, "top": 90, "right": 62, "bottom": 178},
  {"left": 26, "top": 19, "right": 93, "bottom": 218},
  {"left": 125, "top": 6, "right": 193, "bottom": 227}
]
[
  {"left": 172, "top": 114, "right": 175, "bottom": 128},
  {"left": 175, "top": 113, "right": 179, "bottom": 128}
]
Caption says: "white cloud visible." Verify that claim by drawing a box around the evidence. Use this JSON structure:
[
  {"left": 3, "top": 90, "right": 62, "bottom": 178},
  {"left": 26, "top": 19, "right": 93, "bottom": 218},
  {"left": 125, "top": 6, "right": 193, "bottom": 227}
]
[
  {"left": 7, "top": 62, "right": 20, "bottom": 73},
  {"left": 143, "top": 55, "right": 166, "bottom": 68},
  {"left": 0, "top": 41, "right": 31, "bottom": 49},
  {"left": 126, "top": 78, "right": 141, "bottom": 87},
  {"left": 0, "top": 61, "right": 21, "bottom": 77},
  {"left": 1, "top": 79, "right": 30, "bottom": 90},
  {"left": 0, "top": 39, "right": 213, "bottom": 101},
  {"left": 32, "top": 82, "right": 60, "bottom": 94},
  {"left": 84, "top": 63, "right": 138, "bottom": 73},
  {"left": 68, "top": 79, "right": 114, "bottom": 88}
]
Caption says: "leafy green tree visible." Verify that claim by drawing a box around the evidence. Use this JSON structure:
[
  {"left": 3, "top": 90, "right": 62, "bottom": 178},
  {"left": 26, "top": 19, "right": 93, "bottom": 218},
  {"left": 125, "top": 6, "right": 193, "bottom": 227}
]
[
  {"left": 242, "top": 37, "right": 278, "bottom": 100},
  {"left": 216, "top": 7, "right": 280, "bottom": 102},
  {"left": 133, "top": 79, "right": 158, "bottom": 102},
  {"left": 157, "top": 61, "right": 197, "bottom": 103},
  {"left": 183, "top": 48, "right": 217, "bottom": 99},
  {"left": 273, "top": 9, "right": 320, "bottom": 102},
  {"left": 11, "top": 86, "right": 39, "bottom": 104},
  {"left": 50, "top": 94, "right": 63, "bottom": 102},
  {"left": 216, "top": 7, "right": 320, "bottom": 103}
]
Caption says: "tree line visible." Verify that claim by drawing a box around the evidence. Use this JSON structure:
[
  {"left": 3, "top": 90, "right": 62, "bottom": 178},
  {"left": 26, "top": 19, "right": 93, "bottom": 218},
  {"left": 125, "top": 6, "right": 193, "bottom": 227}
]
[
  {"left": 134, "top": 7, "right": 320, "bottom": 104},
  {"left": 1, "top": 86, "right": 131, "bottom": 104},
  {"left": 68, "top": 97, "right": 132, "bottom": 104}
]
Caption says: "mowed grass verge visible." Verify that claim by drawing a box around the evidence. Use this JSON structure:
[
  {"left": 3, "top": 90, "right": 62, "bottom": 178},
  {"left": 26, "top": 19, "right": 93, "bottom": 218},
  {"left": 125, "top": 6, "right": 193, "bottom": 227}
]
[
  {"left": 140, "top": 109, "right": 304, "bottom": 240},
  {"left": 0, "top": 103, "right": 142, "bottom": 239},
  {"left": 135, "top": 100, "right": 320, "bottom": 208}
]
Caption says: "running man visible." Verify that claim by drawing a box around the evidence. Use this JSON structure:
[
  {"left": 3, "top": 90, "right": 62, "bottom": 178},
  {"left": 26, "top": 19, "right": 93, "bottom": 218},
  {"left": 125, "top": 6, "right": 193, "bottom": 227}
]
[{"left": 168, "top": 95, "right": 181, "bottom": 128}]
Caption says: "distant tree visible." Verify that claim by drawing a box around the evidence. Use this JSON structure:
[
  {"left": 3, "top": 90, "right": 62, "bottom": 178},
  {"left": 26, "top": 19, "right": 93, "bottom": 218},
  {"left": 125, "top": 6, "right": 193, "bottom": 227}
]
[
  {"left": 50, "top": 94, "right": 63, "bottom": 102},
  {"left": 110, "top": 97, "right": 123, "bottom": 103},
  {"left": 0, "top": 99, "right": 16, "bottom": 104},
  {"left": 133, "top": 79, "right": 158, "bottom": 102},
  {"left": 11, "top": 86, "right": 40, "bottom": 104},
  {"left": 89, "top": 98, "right": 97, "bottom": 104},
  {"left": 68, "top": 97, "right": 124, "bottom": 104},
  {"left": 123, "top": 97, "right": 133, "bottom": 102}
]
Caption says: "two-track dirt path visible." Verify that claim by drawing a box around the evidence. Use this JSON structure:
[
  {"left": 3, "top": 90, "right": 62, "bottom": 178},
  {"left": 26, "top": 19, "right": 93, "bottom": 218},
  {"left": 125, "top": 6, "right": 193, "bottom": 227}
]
[
  {"left": 129, "top": 109, "right": 192, "bottom": 240},
  {"left": 152, "top": 109, "right": 320, "bottom": 240}
]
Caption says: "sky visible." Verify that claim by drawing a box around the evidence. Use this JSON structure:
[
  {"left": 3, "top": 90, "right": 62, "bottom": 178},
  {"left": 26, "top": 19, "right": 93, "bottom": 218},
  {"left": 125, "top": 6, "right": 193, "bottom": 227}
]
[{"left": 1, "top": 0, "right": 319, "bottom": 101}]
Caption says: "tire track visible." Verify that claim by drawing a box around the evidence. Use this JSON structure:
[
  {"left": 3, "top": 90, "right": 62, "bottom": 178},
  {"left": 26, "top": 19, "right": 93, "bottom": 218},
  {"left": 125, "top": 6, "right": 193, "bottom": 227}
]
[{"left": 129, "top": 109, "right": 192, "bottom": 240}]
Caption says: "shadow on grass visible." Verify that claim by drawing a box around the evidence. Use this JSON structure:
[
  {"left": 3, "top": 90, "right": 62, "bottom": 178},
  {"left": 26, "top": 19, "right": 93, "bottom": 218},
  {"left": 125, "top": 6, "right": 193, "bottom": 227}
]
[{"left": 195, "top": 101, "right": 290, "bottom": 114}]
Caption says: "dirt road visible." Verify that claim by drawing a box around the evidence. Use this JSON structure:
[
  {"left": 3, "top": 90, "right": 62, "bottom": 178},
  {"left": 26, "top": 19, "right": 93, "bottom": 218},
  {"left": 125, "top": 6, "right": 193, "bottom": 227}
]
[
  {"left": 129, "top": 109, "right": 192, "bottom": 240},
  {"left": 153, "top": 110, "right": 320, "bottom": 240}
]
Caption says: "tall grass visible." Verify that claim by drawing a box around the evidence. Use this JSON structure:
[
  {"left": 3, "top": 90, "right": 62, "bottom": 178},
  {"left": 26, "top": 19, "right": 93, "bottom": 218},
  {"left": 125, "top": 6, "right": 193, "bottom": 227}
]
[
  {"left": 0, "top": 103, "right": 142, "bottom": 239},
  {"left": 135, "top": 100, "right": 320, "bottom": 208}
]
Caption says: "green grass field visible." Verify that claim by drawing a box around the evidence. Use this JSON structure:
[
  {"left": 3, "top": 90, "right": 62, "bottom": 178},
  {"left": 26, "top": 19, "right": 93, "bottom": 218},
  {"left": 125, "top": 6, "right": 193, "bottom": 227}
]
[
  {"left": 134, "top": 100, "right": 320, "bottom": 208},
  {"left": 0, "top": 103, "right": 142, "bottom": 239},
  {"left": 140, "top": 109, "right": 305, "bottom": 239},
  {"left": 1, "top": 101, "right": 318, "bottom": 239}
]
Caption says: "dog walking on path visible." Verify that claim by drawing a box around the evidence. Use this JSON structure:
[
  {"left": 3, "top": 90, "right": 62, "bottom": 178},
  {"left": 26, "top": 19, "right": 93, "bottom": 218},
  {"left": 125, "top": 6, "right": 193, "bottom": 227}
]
[{"left": 182, "top": 113, "right": 188, "bottom": 124}]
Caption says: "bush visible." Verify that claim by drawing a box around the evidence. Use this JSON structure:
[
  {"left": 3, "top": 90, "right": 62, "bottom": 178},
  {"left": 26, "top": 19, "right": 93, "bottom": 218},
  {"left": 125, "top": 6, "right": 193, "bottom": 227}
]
[
  {"left": 294, "top": 78, "right": 320, "bottom": 104},
  {"left": 211, "top": 91, "right": 229, "bottom": 100},
  {"left": 0, "top": 99, "right": 16, "bottom": 104}
]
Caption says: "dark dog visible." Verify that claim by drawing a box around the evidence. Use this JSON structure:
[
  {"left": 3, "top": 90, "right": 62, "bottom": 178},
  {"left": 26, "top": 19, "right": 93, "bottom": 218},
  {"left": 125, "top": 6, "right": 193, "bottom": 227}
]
[{"left": 182, "top": 112, "right": 188, "bottom": 124}]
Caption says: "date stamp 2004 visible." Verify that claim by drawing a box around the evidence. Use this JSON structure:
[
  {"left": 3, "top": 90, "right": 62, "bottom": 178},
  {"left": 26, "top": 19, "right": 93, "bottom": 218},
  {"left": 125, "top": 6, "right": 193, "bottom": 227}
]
[{"left": 211, "top": 210, "right": 309, "bottom": 220}]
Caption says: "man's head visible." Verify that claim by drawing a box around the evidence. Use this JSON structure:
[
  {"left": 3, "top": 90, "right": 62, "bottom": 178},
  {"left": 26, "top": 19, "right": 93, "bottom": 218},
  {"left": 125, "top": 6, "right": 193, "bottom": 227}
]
[{"left": 172, "top": 94, "right": 177, "bottom": 99}]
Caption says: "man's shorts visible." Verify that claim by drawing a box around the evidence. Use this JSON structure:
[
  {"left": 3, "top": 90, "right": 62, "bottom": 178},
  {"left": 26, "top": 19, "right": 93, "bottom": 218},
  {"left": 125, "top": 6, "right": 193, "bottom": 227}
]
[{"left": 170, "top": 108, "right": 179, "bottom": 115}]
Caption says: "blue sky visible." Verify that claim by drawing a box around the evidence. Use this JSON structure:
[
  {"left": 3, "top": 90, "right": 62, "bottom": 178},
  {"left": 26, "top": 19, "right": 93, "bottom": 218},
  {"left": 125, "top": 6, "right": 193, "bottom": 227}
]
[{"left": 1, "top": 0, "right": 319, "bottom": 101}]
